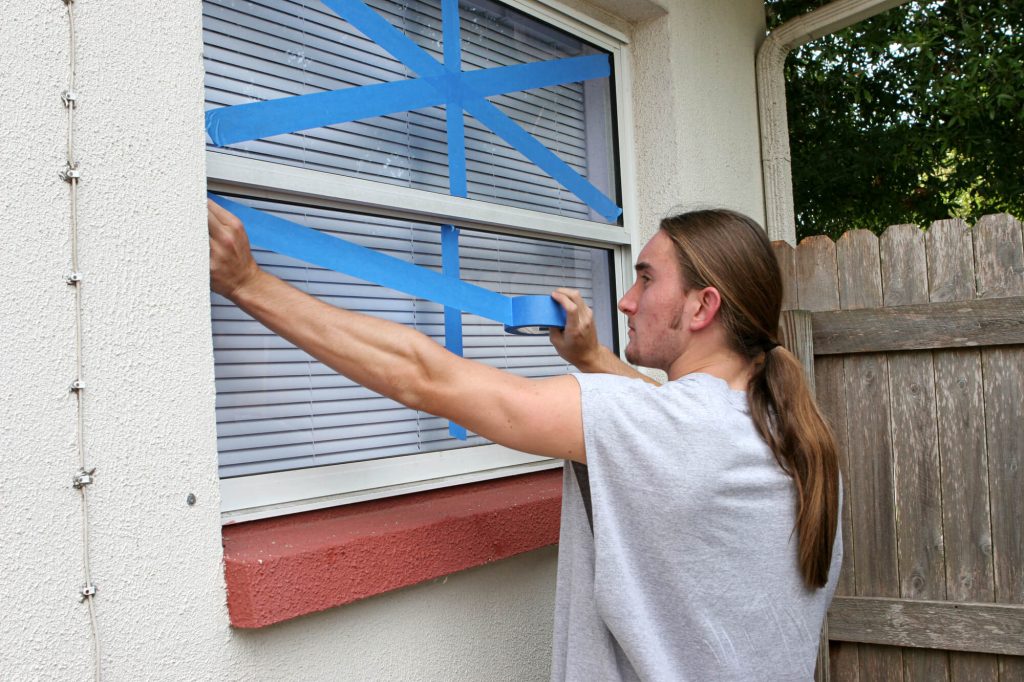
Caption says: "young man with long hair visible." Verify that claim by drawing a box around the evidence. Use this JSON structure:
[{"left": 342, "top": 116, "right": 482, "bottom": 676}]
[{"left": 208, "top": 202, "right": 841, "bottom": 680}]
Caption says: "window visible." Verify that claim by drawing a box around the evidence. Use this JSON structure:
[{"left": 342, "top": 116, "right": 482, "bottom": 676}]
[{"left": 204, "top": 0, "right": 633, "bottom": 522}]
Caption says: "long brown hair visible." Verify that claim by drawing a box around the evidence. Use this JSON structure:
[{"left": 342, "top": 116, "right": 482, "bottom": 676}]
[{"left": 660, "top": 209, "right": 839, "bottom": 589}]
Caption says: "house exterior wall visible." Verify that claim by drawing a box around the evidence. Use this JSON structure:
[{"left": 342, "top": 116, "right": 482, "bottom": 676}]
[{"left": 0, "top": 0, "right": 764, "bottom": 679}]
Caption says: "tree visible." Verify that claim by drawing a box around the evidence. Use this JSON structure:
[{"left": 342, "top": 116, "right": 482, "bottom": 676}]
[{"left": 766, "top": 0, "right": 1024, "bottom": 240}]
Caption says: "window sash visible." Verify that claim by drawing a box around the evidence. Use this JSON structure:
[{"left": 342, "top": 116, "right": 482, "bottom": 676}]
[
  {"left": 212, "top": 195, "right": 614, "bottom": 478},
  {"left": 206, "top": 0, "right": 635, "bottom": 522}
]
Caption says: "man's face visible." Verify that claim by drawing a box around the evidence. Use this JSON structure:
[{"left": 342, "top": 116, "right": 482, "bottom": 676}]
[{"left": 617, "top": 230, "right": 690, "bottom": 371}]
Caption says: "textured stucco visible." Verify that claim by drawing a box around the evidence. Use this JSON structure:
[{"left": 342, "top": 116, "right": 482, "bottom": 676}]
[
  {"left": 2, "top": 0, "right": 765, "bottom": 679},
  {"left": 630, "top": 0, "right": 767, "bottom": 248}
]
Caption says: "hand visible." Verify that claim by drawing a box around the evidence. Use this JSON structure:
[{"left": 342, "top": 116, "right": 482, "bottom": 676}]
[
  {"left": 549, "top": 288, "right": 601, "bottom": 370},
  {"left": 208, "top": 198, "right": 261, "bottom": 300}
]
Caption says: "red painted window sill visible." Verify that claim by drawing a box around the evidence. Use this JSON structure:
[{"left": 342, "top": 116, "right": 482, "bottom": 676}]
[{"left": 221, "top": 469, "right": 564, "bottom": 628}]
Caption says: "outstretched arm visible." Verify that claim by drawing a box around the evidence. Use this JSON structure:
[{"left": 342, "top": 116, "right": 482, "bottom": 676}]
[
  {"left": 209, "top": 200, "right": 586, "bottom": 462},
  {"left": 549, "top": 288, "right": 658, "bottom": 385}
]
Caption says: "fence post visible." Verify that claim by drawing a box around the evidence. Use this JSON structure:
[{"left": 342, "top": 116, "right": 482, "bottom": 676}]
[{"left": 778, "top": 309, "right": 829, "bottom": 681}]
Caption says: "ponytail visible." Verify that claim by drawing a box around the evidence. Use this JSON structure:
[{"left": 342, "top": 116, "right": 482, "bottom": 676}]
[
  {"left": 749, "top": 346, "right": 839, "bottom": 588},
  {"left": 660, "top": 209, "right": 840, "bottom": 589}
]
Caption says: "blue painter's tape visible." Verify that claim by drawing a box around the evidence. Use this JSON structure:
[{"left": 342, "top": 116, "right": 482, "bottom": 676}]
[
  {"left": 442, "top": 0, "right": 461, "bottom": 71},
  {"left": 319, "top": 0, "right": 444, "bottom": 77},
  {"left": 506, "top": 295, "right": 567, "bottom": 335},
  {"left": 206, "top": 56, "right": 610, "bottom": 148},
  {"left": 441, "top": 223, "right": 467, "bottom": 439},
  {"left": 211, "top": 195, "right": 507, "bottom": 322},
  {"left": 441, "top": 0, "right": 467, "bottom": 199},
  {"left": 463, "top": 54, "right": 609, "bottom": 97},
  {"left": 210, "top": 194, "right": 564, "bottom": 336},
  {"left": 320, "top": 0, "right": 620, "bottom": 220},
  {"left": 205, "top": 79, "right": 443, "bottom": 147},
  {"left": 461, "top": 97, "right": 622, "bottom": 222}
]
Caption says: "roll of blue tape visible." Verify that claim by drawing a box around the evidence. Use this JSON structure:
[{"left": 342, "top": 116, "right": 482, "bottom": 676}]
[{"left": 506, "top": 295, "right": 567, "bottom": 335}]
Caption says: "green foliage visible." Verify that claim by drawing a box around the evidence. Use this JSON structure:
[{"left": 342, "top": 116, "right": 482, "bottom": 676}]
[{"left": 766, "top": 0, "right": 1024, "bottom": 240}]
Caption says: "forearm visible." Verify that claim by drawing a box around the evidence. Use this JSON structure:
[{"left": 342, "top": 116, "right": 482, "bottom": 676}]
[
  {"left": 229, "top": 269, "right": 449, "bottom": 408},
  {"left": 574, "top": 345, "right": 659, "bottom": 384},
  {"left": 226, "top": 268, "right": 586, "bottom": 460}
]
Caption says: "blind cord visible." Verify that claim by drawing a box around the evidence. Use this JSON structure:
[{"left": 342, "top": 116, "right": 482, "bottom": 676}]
[{"left": 62, "top": 1, "right": 102, "bottom": 679}]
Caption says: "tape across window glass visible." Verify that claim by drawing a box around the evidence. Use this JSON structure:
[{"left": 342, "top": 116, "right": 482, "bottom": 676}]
[
  {"left": 204, "top": 0, "right": 621, "bottom": 222},
  {"left": 209, "top": 194, "right": 567, "bottom": 336},
  {"left": 206, "top": 0, "right": 617, "bottom": 438}
]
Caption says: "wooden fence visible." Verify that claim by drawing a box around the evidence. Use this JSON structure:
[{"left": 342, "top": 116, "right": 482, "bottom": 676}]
[{"left": 772, "top": 214, "right": 1024, "bottom": 681}]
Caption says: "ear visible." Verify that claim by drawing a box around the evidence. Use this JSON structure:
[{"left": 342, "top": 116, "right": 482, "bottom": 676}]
[{"left": 688, "top": 287, "right": 722, "bottom": 331}]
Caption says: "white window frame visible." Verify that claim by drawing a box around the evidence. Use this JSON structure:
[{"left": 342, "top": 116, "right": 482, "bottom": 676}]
[{"left": 208, "top": 0, "right": 638, "bottom": 524}]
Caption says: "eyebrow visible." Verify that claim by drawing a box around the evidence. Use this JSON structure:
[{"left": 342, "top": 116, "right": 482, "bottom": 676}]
[{"left": 634, "top": 262, "right": 652, "bottom": 273}]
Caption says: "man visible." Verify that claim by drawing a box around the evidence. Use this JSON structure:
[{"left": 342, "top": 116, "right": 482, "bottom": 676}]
[{"left": 208, "top": 201, "right": 840, "bottom": 680}]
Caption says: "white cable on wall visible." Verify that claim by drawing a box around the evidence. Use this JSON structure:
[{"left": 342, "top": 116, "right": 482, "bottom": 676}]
[{"left": 60, "top": 0, "right": 102, "bottom": 679}]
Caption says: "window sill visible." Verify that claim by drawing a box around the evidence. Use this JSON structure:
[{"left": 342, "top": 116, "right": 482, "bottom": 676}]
[{"left": 221, "top": 469, "right": 563, "bottom": 628}]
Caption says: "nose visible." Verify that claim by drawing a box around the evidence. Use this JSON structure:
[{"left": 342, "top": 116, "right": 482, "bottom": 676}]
[{"left": 618, "top": 281, "right": 638, "bottom": 316}]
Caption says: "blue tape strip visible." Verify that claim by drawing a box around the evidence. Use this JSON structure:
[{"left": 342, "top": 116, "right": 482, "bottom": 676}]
[
  {"left": 210, "top": 194, "right": 565, "bottom": 333},
  {"left": 442, "top": 0, "right": 461, "bottom": 72},
  {"left": 464, "top": 54, "right": 609, "bottom": 97},
  {"left": 206, "top": 56, "right": 609, "bottom": 148},
  {"left": 441, "top": 224, "right": 467, "bottom": 439},
  {"left": 205, "top": 79, "right": 443, "bottom": 148},
  {"left": 441, "top": 226, "right": 462, "bottom": 345},
  {"left": 461, "top": 96, "right": 622, "bottom": 222},
  {"left": 212, "top": 195, "right": 505, "bottom": 321},
  {"left": 442, "top": 0, "right": 467, "bottom": 199}
]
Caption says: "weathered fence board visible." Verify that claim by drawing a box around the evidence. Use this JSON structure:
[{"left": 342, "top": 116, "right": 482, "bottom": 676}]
[
  {"left": 828, "top": 597, "right": 1024, "bottom": 655},
  {"left": 836, "top": 229, "right": 903, "bottom": 681},
  {"left": 775, "top": 214, "right": 1024, "bottom": 681},
  {"left": 974, "top": 214, "right": 1024, "bottom": 681},
  {"left": 926, "top": 218, "right": 1001, "bottom": 681},
  {"left": 809, "top": 296, "right": 1024, "bottom": 354},
  {"left": 880, "top": 225, "right": 949, "bottom": 681},
  {"left": 790, "top": 235, "right": 859, "bottom": 681}
]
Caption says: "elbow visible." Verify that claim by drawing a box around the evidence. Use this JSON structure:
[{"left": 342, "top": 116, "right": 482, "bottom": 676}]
[{"left": 383, "top": 345, "right": 449, "bottom": 416}]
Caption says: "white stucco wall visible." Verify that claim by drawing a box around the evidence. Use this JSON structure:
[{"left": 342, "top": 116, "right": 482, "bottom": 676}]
[{"left": 1, "top": 0, "right": 764, "bottom": 679}]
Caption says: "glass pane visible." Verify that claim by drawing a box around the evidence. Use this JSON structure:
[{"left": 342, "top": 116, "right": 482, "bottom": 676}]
[
  {"left": 202, "top": 0, "right": 619, "bottom": 222},
  {"left": 211, "top": 195, "right": 615, "bottom": 478}
]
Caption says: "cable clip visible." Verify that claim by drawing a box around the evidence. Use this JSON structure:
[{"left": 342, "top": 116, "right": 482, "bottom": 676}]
[
  {"left": 70, "top": 379, "right": 85, "bottom": 393},
  {"left": 79, "top": 583, "right": 97, "bottom": 602},
  {"left": 65, "top": 272, "right": 83, "bottom": 286},
  {"left": 61, "top": 90, "right": 77, "bottom": 108},
  {"left": 59, "top": 162, "right": 81, "bottom": 182},
  {"left": 73, "top": 467, "right": 96, "bottom": 489}
]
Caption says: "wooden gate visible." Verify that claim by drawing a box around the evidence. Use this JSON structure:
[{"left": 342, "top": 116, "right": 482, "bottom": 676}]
[{"left": 773, "top": 214, "right": 1024, "bottom": 681}]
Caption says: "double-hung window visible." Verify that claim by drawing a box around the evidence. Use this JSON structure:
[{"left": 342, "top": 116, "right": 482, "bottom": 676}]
[{"left": 203, "top": 0, "right": 633, "bottom": 523}]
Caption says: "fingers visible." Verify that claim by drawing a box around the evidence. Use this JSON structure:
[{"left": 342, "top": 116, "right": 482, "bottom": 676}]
[
  {"left": 208, "top": 197, "right": 241, "bottom": 226},
  {"left": 207, "top": 198, "right": 258, "bottom": 299}
]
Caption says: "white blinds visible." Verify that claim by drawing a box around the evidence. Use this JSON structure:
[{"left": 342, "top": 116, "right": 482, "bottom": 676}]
[
  {"left": 202, "top": 0, "right": 617, "bottom": 222},
  {"left": 204, "top": 0, "right": 620, "bottom": 479},
  {"left": 212, "top": 197, "right": 613, "bottom": 477}
]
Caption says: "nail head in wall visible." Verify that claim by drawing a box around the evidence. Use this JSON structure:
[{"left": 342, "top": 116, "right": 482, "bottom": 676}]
[{"left": 186, "top": 493, "right": 197, "bottom": 506}]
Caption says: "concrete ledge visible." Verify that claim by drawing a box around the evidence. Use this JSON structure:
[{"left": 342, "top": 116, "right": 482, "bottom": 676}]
[{"left": 222, "top": 469, "right": 563, "bottom": 628}]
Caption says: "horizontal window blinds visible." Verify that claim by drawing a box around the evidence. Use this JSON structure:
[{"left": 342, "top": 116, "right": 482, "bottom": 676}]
[
  {"left": 202, "top": 0, "right": 618, "bottom": 222},
  {"left": 212, "top": 197, "right": 613, "bottom": 477}
]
